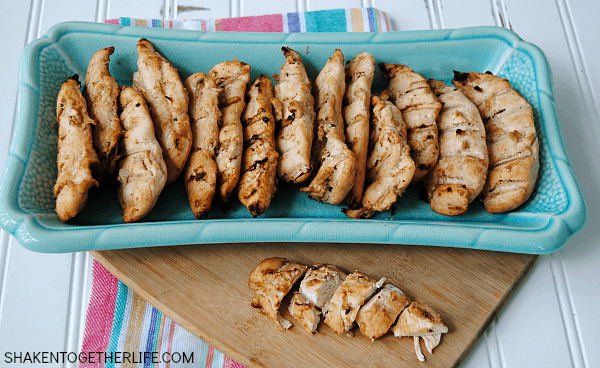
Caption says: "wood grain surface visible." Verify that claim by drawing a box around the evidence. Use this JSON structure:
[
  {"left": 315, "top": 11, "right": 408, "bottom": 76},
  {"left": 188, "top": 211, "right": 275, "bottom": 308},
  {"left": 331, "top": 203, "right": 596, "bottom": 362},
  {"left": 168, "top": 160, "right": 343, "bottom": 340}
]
[{"left": 91, "top": 243, "right": 537, "bottom": 368}]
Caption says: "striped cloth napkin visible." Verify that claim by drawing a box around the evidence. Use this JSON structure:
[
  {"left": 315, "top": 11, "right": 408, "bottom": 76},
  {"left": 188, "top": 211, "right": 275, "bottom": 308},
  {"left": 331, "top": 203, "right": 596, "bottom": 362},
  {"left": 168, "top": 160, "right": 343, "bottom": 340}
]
[
  {"left": 105, "top": 8, "right": 390, "bottom": 32},
  {"left": 80, "top": 8, "right": 390, "bottom": 368}
]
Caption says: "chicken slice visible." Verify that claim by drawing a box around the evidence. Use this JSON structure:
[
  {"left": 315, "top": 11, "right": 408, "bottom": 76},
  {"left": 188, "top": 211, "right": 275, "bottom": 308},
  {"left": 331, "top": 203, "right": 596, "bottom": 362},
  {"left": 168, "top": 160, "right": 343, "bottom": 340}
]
[
  {"left": 343, "top": 52, "right": 375, "bottom": 208},
  {"left": 183, "top": 73, "right": 221, "bottom": 219},
  {"left": 300, "top": 49, "right": 357, "bottom": 204},
  {"left": 54, "top": 75, "right": 99, "bottom": 223},
  {"left": 209, "top": 60, "right": 251, "bottom": 209},
  {"left": 381, "top": 63, "right": 441, "bottom": 183},
  {"left": 343, "top": 92, "right": 415, "bottom": 219},
  {"left": 452, "top": 71, "right": 539, "bottom": 213},
  {"left": 117, "top": 86, "right": 167, "bottom": 223},
  {"left": 238, "top": 75, "right": 279, "bottom": 217},
  {"left": 323, "top": 271, "right": 385, "bottom": 336},
  {"left": 273, "top": 47, "right": 316, "bottom": 183},
  {"left": 422, "top": 79, "right": 489, "bottom": 216},
  {"left": 299, "top": 264, "right": 347, "bottom": 309},
  {"left": 355, "top": 284, "right": 411, "bottom": 341},
  {"left": 288, "top": 292, "right": 321, "bottom": 334},
  {"left": 83, "top": 47, "right": 123, "bottom": 184},
  {"left": 391, "top": 301, "right": 449, "bottom": 362},
  {"left": 248, "top": 257, "right": 308, "bottom": 330},
  {"left": 132, "top": 38, "right": 192, "bottom": 186}
]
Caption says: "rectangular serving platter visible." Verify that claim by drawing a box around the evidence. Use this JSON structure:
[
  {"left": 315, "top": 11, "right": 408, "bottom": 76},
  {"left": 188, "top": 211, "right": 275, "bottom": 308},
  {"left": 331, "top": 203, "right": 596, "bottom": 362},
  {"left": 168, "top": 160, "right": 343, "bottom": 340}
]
[{"left": 0, "top": 21, "right": 586, "bottom": 253}]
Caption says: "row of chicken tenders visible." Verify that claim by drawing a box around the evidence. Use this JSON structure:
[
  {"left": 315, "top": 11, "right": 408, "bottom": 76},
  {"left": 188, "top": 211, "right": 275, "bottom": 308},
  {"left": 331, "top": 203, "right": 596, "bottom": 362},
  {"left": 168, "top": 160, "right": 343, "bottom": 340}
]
[
  {"left": 54, "top": 39, "right": 539, "bottom": 223},
  {"left": 249, "top": 257, "right": 448, "bottom": 362}
]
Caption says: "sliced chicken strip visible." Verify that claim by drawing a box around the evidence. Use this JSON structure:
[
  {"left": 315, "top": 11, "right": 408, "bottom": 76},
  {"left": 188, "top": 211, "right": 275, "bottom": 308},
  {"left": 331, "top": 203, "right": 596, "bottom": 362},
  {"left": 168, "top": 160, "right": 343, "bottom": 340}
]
[
  {"left": 343, "top": 52, "right": 375, "bottom": 208},
  {"left": 355, "top": 284, "right": 411, "bottom": 341},
  {"left": 299, "top": 264, "right": 347, "bottom": 309},
  {"left": 381, "top": 63, "right": 441, "bottom": 183},
  {"left": 288, "top": 292, "right": 320, "bottom": 334},
  {"left": 117, "top": 86, "right": 167, "bottom": 223},
  {"left": 422, "top": 79, "right": 489, "bottom": 216},
  {"left": 343, "top": 92, "right": 415, "bottom": 219},
  {"left": 452, "top": 71, "right": 539, "bottom": 213},
  {"left": 391, "top": 301, "right": 449, "bottom": 362},
  {"left": 238, "top": 75, "right": 279, "bottom": 217},
  {"left": 323, "top": 271, "right": 385, "bottom": 336},
  {"left": 54, "top": 75, "right": 99, "bottom": 223},
  {"left": 83, "top": 47, "right": 123, "bottom": 184},
  {"left": 132, "top": 38, "right": 192, "bottom": 185},
  {"left": 249, "top": 257, "right": 308, "bottom": 330},
  {"left": 209, "top": 59, "right": 251, "bottom": 209},
  {"left": 273, "top": 47, "right": 316, "bottom": 183},
  {"left": 289, "top": 264, "right": 347, "bottom": 334},
  {"left": 183, "top": 73, "right": 221, "bottom": 219},
  {"left": 300, "top": 49, "right": 357, "bottom": 204}
]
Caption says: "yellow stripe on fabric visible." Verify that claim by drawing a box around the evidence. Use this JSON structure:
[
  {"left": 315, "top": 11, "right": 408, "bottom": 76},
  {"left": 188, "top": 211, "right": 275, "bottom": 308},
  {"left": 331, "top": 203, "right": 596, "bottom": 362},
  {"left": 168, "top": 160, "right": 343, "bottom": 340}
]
[
  {"left": 350, "top": 8, "right": 363, "bottom": 32},
  {"left": 135, "top": 19, "right": 147, "bottom": 27},
  {"left": 122, "top": 293, "right": 147, "bottom": 368}
]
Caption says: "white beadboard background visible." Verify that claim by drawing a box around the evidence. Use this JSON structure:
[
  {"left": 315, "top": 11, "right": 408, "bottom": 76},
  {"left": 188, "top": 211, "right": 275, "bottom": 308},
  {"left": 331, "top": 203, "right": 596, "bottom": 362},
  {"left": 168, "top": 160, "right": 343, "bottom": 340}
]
[{"left": 0, "top": 0, "right": 598, "bottom": 367}]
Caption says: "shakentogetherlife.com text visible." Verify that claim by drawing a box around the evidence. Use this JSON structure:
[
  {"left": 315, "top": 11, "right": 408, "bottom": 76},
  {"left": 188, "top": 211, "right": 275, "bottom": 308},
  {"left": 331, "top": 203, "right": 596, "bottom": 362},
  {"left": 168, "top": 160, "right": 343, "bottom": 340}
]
[{"left": 4, "top": 351, "right": 194, "bottom": 364}]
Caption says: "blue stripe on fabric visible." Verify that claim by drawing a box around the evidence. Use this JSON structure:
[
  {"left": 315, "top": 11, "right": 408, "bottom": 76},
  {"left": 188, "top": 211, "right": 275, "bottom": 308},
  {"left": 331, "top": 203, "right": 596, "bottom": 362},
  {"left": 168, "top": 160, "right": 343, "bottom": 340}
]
[
  {"left": 287, "top": 12, "right": 301, "bottom": 33},
  {"left": 305, "top": 9, "right": 346, "bottom": 32},
  {"left": 105, "top": 281, "right": 129, "bottom": 368},
  {"left": 143, "top": 307, "right": 159, "bottom": 368},
  {"left": 367, "top": 8, "right": 375, "bottom": 32},
  {"left": 120, "top": 18, "right": 131, "bottom": 27}
]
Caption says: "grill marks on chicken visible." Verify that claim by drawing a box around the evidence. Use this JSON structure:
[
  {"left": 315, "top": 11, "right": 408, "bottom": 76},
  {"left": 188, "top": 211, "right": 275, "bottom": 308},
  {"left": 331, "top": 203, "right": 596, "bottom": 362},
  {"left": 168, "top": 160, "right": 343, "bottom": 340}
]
[
  {"left": 248, "top": 257, "right": 448, "bottom": 362},
  {"left": 323, "top": 271, "right": 385, "bottom": 336},
  {"left": 248, "top": 257, "right": 308, "bottom": 330},
  {"left": 356, "top": 284, "right": 411, "bottom": 341},
  {"left": 183, "top": 73, "right": 221, "bottom": 219},
  {"left": 117, "top": 87, "right": 167, "bottom": 223},
  {"left": 290, "top": 264, "right": 347, "bottom": 334},
  {"left": 83, "top": 47, "right": 123, "bottom": 184},
  {"left": 381, "top": 63, "right": 441, "bottom": 183},
  {"left": 54, "top": 75, "right": 99, "bottom": 223},
  {"left": 238, "top": 75, "right": 280, "bottom": 217},
  {"left": 343, "top": 52, "right": 375, "bottom": 208},
  {"left": 300, "top": 49, "right": 357, "bottom": 204},
  {"left": 209, "top": 60, "right": 251, "bottom": 209},
  {"left": 452, "top": 71, "right": 539, "bottom": 213},
  {"left": 132, "top": 38, "right": 192, "bottom": 186},
  {"left": 422, "top": 80, "right": 489, "bottom": 216},
  {"left": 273, "top": 47, "right": 316, "bottom": 183},
  {"left": 343, "top": 92, "right": 415, "bottom": 219}
]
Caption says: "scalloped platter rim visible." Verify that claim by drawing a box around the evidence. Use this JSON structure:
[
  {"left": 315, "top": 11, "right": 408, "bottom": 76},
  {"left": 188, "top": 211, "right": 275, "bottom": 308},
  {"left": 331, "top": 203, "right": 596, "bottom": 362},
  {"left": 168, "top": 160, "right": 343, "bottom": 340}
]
[{"left": 0, "top": 21, "right": 586, "bottom": 253}]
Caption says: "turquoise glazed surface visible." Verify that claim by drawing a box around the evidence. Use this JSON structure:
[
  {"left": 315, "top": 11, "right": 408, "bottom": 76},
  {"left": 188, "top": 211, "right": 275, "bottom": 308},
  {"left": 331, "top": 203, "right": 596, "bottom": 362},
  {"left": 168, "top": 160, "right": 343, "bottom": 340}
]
[{"left": 0, "top": 22, "right": 586, "bottom": 253}]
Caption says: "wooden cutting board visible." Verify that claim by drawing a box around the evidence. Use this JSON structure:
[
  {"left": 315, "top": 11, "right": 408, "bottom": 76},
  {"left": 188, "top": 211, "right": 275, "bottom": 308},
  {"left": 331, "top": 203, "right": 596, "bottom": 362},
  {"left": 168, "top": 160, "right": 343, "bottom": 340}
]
[{"left": 91, "top": 243, "right": 537, "bottom": 368}]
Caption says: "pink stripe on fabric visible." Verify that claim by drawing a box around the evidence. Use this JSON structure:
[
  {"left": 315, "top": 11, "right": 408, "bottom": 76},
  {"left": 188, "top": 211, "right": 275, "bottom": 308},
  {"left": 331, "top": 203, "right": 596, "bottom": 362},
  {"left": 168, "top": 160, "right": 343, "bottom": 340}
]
[
  {"left": 219, "top": 14, "right": 283, "bottom": 32},
  {"left": 166, "top": 321, "right": 176, "bottom": 368},
  {"left": 205, "top": 346, "right": 214, "bottom": 368},
  {"left": 105, "top": 19, "right": 119, "bottom": 25},
  {"left": 79, "top": 261, "right": 120, "bottom": 368}
]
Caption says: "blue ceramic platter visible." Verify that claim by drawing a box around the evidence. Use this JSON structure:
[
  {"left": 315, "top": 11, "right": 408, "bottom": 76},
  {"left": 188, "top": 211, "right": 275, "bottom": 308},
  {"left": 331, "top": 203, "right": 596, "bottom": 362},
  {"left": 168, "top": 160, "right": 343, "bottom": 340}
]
[{"left": 0, "top": 22, "right": 586, "bottom": 253}]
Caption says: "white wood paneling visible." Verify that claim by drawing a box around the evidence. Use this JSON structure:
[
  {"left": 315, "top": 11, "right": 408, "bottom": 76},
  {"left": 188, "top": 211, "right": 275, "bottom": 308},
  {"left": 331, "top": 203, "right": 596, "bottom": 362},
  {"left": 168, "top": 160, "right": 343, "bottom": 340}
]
[
  {"left": 504, "top": 1, "right": 598, "bottom": 365},
  {"left": 496, "top": 257, "right": 573, "bottom": 367},
  {"left": 441, "top": 0, "right": 497, "bottom": 29},
  {"left": 373, "top": 0, "right": 431, "bottom": 31},
  {"left": 0, "top": 240, "right": 73, "bottom": 359},
  {"left": 242, "top": 0, "right": 298, "bottom": 17},
  {"left": 40, "top": 0, "right": 97, "bottom": 36},
  {"left": 171, "top": 0, "right": 231, "bottom": 21},
  {"left": 0, "top": 0, "right": 33, "bottom": 183},
  {"left": 109, "top": 0, "right": 169, "bottom": 20}
]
